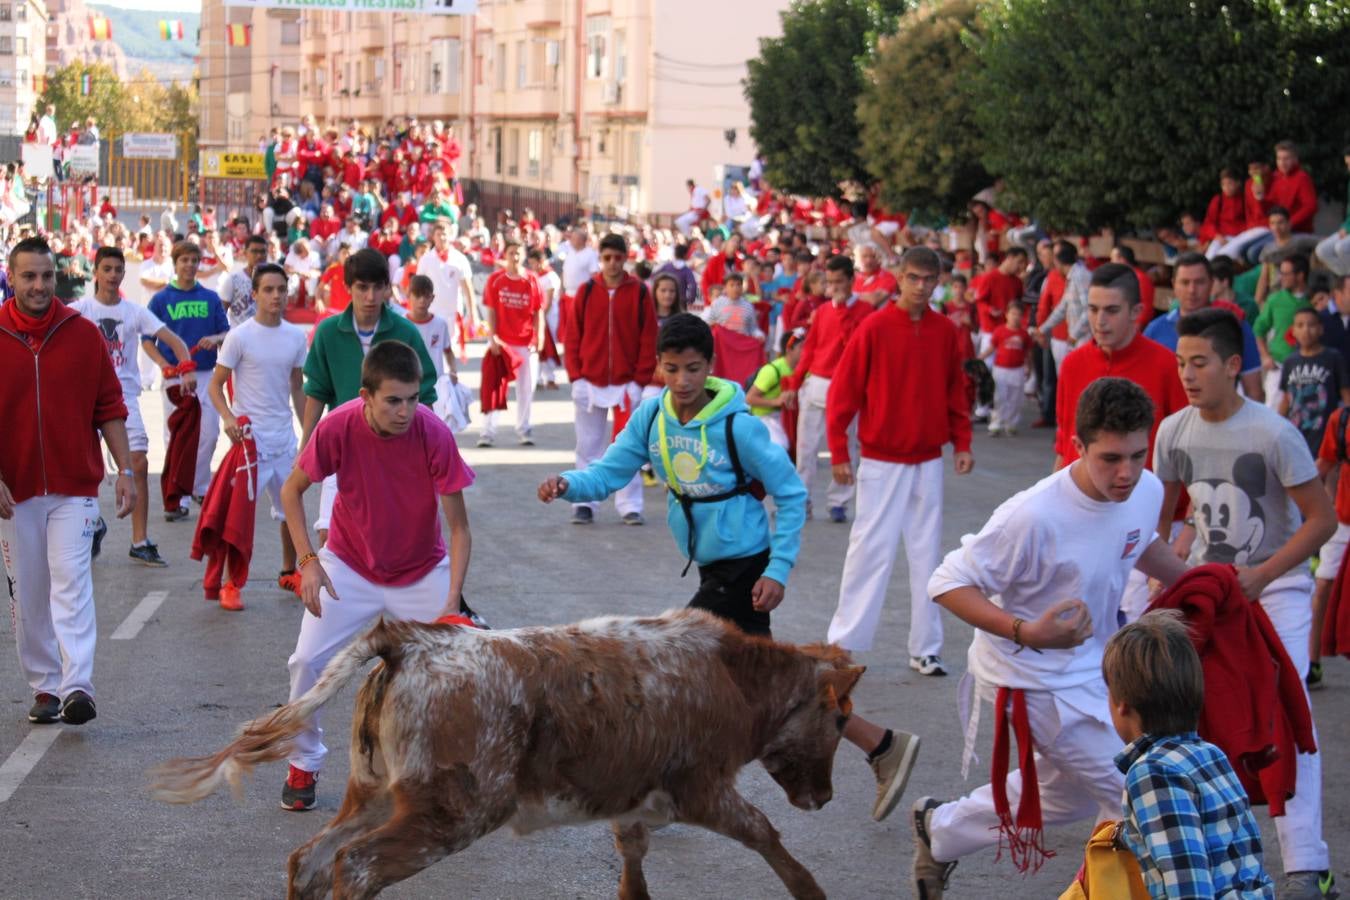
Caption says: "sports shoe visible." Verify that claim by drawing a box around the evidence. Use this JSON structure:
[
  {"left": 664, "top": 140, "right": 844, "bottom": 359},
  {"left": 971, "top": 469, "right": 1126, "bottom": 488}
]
[
  {"left": 28, "top": 692, "right": 60, "bottom": 724},
  {"left": 913, "top": 797, "right": 957, "bottom": 900},
  {"left": 518, "top": 432, "right": 535, "bottom": 446},
  {"left": 458, "top": 596, "right": 490, "bottom": 629},
  {"left": 1031, "top": 418, "right": 1054, "bottom": 429},
  {"left": 165, "top": 505, "right": 190, "bottom": 522},
  {"left": 869, "top": 730, "right": 921, "bottom": 822},
  {"left": 192, "top": 495, "right": 205, "bottom": 506},
  {"left": 219, "top": 583, "right": 244, "bottom": 611},
  {"left": 1006, "top": 427, "right": 1019, "bottom": 437},
  {"left": 277, "top": 570, "right": 302, "bottom": 596},
  {"left": 1306, "top": 661, "right": 1324, "bottom": 690},
  {"left": 988, "top": 427, "right": 1004, "bottom": 438},
  {"left": 910, "top": 655, "right": 947, "bottom": 677},
  {"left": 622, "top": 512, "right": 645, "bottom": 526},
  {"left": 828, "top": 506, "right": 848, "bottom": 524},
  {"left": 90, "top": 517, "right": 108, "bottom": 560},
  {"left": 281, "top": 764, "right": 317, "bottom": 811},
  {"left": 571, "top": 506, "right": 594, "bottom": 525},
  {"left": 476, "top": 434, "right": 494, "bottom": 448},
  {"left": 129, "top": 542, "right": 168, "bottom": 567},
  {"left": 60, "top": 690, "right": 97, "bottom": 725},
  {"left": 1281, "top": 871, "right": 1339, "bottom": 899}
]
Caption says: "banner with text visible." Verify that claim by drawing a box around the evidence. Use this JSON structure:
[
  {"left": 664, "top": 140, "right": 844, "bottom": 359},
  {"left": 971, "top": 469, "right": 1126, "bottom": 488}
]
[
  {"left": 200, "top": 151, "right": 267, "bottom": 180},
  {"left": 123, "top": 133, "right": 179, "bottom": 160},
  {"left": 222, "top": 0, "right": 477, "bottom": 14}
]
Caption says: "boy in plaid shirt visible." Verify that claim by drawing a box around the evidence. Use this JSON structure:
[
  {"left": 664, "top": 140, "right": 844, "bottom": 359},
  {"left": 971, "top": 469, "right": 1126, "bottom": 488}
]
[{"left": 1103, "top": 611, "right": 1274, "bottom": 899}]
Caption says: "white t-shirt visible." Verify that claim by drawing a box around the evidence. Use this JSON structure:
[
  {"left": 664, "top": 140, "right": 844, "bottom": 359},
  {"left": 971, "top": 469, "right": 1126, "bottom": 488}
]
[
  {"left": 559, "top": 245, "right": 600, "bottom": 294},
  {"left": 690, "top": 185, "right": 711, "bottom": 211},
  {"left": 70, "top": 297, "right": 165, "bottom": 398},
  {"left": 140, "top": 258, "right": 174, "bottom": 291},
  {"left": 284, "top": 250, "right": 319, "bottom": 279},
  {"left": 216, "top": 317, "right": 309, "bottom": 459},
  {"left": 537, "top": 268, "right": 562, "bottom": 332},
  {"left": 927, "top": 466, "right": 1164, "bottom": 691},
  {"left": 419, "top": 247, "right": 474, "bottom": 322},
  {"left": 410, "top": 314, "right": 452, "bottom": 380}
]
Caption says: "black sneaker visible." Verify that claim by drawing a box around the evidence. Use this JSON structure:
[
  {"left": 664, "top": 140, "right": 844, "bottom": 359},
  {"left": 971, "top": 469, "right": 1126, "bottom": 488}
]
[
  {"left": 622, "top": 512, "right": 645, "bottom": 526},
  {"left": 571, "top": 506, "right": 594, "bottom": 525},
  {"left": 129, "top": 542, "right": 168, "bottom": 567},
  {"left": 60, "top": 690, "right": 97, "bottom": 725},
  {"left": 90, "top": 517, "right": 108, "bottom": 560},
  {"left": 28, "top": 692, "right": 60, "bottom": 724},
  {"left": 281, "top": 764, "right": 317, "bottom": 811},
  {"left": 1307, "top": 661, "right": 1324, "bottom": 690},
  {"left": 165, "top": 505, "right": 190, "bottom": 523},
  {"left": 458, "top": 596, "right": 490, "bottom": 629}
]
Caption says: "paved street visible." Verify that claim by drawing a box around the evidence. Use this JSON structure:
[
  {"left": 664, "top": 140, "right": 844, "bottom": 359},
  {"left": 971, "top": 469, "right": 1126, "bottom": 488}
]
[{"left": 1, "top": 358, "right": 1346, "bottom": 899}]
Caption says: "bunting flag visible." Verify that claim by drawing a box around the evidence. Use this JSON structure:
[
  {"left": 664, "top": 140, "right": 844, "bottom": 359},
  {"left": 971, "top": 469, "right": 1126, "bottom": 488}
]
[
  {"left": 80, "top": 73, "right": 91, "bottom": 95},
  {"left": 88, "top": 15, "right": 112, "bottom": 40},
  {"left": 159, "top": 19, "right": 184, "bottom": 40},
  {"left": 226, "top": 23, "right": 251, "bottom": 47}
]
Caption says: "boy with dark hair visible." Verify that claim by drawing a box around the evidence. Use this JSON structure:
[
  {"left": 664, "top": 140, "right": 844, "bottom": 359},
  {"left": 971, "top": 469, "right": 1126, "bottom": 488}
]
[
  {"left": 1279, "top": 306, "right": 1350, "bottom": 454},
  {"left": 1155, "top": 307, "right": 1336, "bottom": 898},
  {"left": 704, "top": 271, "right": 763, "bottom": 338},
  {"left": 1254, "top": 254, "right": 1312, "bottom": 408},
  {"left": 978, "top": 300, "right": 1032, "bottom": 436},
  {"left": 538, "top": 313, "right": 919, "bottom": 823},
  {"left": 746, "top": 328, "right": 806, "bottom": 450},
  {"left": 1104, "top": 610, "right": 1275, "bottom": 899},
  {"left": 480, "top": 239, "right": 545, "bottom": 447},
  {"left": 277, "top": 340, "right": 474, "bottom": 810},
  {"left": 915, "top": 378, "right": 1189, "bottom": 899}
]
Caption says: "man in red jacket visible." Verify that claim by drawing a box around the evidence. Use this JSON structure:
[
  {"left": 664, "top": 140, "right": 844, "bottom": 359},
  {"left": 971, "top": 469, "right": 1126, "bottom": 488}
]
[
  {"left": 824, "top": 246, "right": 973, "bottom": 676},
  {"left": 563, "top": 232, "right": 657, "bottom": 525},
  {"left": 1267, "top": 140, "right": 1318, "bottom": 234},
  {"left": 0, "top": 236, "right": 135, "bottom": 727}
]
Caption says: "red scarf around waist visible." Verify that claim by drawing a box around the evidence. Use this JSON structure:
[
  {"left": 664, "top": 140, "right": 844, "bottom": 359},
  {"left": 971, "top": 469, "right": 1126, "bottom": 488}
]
[{"left": 991, "top": 687, "right": 1054, "bottom": 874}]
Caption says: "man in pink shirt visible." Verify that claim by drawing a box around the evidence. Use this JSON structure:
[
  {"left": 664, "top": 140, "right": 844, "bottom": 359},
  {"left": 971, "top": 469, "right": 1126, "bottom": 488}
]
[{"left": 277, "top": 340, "right": 475, "bottom": 810}]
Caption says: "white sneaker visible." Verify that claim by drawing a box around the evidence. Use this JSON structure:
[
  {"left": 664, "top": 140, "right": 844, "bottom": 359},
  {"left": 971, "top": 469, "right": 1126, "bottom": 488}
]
[
  {"left": 476, "top": 435, "right": 494, "bottom": 448},
  {"left": 909, "top": 655, "right": 947, "bottom": 677}
]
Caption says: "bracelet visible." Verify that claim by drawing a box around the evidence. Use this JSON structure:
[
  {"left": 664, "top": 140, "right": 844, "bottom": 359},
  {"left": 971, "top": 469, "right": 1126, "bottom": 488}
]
[
  {"left": 297, "top": 552, "right": 319, "bottom": 570},
  {"left": 118, "top": 468, "right": 134, "bottom": 478},
  {"left": 1011, "top": 616, "right": 1044, "bottom": 655}
]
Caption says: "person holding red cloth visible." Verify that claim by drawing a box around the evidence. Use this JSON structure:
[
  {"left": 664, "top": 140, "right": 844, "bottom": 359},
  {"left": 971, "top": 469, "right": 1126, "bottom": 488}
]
[
  {"left": 823, "top": 246, "right": 972, "bottom": 676},
  {"left": 0, "top": 236, "right": 136, "bottom": 727},
  {"left": 479, "top": 241, "right": 545, "bottom": 448}
]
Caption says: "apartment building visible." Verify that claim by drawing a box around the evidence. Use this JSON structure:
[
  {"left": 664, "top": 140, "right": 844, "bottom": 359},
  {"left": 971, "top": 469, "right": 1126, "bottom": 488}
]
[
  {"left": 0, "top": 0, "right": 45, "bottom": 136},
  {"left": 200, "top": 0, "right": 787, "bottom": 215}
]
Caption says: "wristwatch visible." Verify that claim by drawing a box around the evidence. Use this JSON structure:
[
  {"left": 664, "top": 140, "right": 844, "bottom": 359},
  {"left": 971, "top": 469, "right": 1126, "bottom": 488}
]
[{"left": 119, "top": 468, "right": 134, "bottom": 478}]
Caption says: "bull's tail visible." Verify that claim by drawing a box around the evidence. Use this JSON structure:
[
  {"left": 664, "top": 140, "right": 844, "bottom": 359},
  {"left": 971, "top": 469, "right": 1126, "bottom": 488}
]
[{"left": 150, "top": 619, "right": 402, "bottom": 804}]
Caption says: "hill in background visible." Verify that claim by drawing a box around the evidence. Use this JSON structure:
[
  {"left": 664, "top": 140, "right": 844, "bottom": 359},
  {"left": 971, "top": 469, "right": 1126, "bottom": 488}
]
[{"left": 90, "top": 3, "right": 199, "bottom": 83}]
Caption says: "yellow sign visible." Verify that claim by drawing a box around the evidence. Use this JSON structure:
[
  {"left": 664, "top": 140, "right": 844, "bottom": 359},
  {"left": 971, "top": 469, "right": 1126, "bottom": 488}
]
[{"left": 200, "top": 151, "right": 267, "bottom": 180}]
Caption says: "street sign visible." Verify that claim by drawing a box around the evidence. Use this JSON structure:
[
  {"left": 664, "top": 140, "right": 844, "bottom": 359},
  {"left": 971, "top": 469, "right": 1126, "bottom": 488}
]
[
  {"left": 66, "top": 143, "right": 100, "bottom": 176},
  {"left": 222, "top": 0, "right": 477, "bottom": 14},
  {"left": 123, "top": 133, "right": 179, "bottom": 160},
  {"left": 200, "top": 151, "right": 267, "bottom": 180}
]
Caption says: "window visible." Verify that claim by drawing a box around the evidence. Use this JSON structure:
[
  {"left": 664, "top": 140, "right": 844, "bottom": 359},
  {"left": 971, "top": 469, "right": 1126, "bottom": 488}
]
[
  {"left": 15, "top": 36, "right": 24, "bottom": 55},
  {"left": 527, "top": 129, "right": 541, "bottom": 178},
  {"left": 614, "top": 30, "right": 626, "bottom": 83},
  {"left": 495, "top": 42, "right": 505, "bottom": 91},
  {"left": 281, "top": 20, "right": 300, "bottom": 45},
  {"left": 530, "top": 39, "right": 547, "bottom": 86},
  {"left": 280, "top": 70, "right": 300, "bottom": 96},
  {"left": 0, "top": 6, "right": 11, "bottom": 22},
  {"left": 372, "top": 56, "right": 385, "bottom": 90},
  {"left": 393, "top": 43, "right": 405, "bottom": 92},
  {"left": 313, "top": 66, "right": 325, "bottom": 98},
  {"left": 516, "top": 39, "right": 525, "bottom": 88},
  {"left": 491, "top": 126, "right": 502, "bottom": 176},
  {"left": 585, "top": 17, "right": 608, "bottom": 79},
  {"left": 0, "top": 69, "right": 13, "bottom": 88},
  {"left": 13, "top": 2, "right": 21, "bottom": 20},
  {"left": 332, "top": 55, "right": 342, "bottom": 91},
  {"left": 0, "top": 36, "right": 12, "bottom": 55},
  {"left": 16, "top": 66, "right": 25, "bottom": 86},
  {"left": 508, "top": 128, "right": 519, "bottom": 176},
  {"left": 430, "top": 37, "right": 460, "bottom": 94}
]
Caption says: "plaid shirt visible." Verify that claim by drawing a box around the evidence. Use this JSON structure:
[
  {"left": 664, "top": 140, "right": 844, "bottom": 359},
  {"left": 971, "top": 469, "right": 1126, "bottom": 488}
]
[{"left": 1116, "top": 732, "right": 1274, "bottom": 899}]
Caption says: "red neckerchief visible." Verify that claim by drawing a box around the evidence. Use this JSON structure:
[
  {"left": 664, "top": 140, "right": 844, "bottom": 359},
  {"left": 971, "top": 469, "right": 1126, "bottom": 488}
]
[{"left": 6, "top": 298, "right": 60, "bottom": 351}]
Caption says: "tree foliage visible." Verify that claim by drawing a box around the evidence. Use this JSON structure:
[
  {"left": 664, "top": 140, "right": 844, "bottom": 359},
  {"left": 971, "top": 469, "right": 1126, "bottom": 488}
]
[
  {"left": 745, "top": 0, "right": 908, "bottom": 198},
  {"left": 970, "top": 0, "right": 1350, "bottom": 231},
  {"left": 858, "top": 0, "right": 985, "bottom": 218},
  {"left": 39, "top": 61, "right": 199, "bottom": 158}
]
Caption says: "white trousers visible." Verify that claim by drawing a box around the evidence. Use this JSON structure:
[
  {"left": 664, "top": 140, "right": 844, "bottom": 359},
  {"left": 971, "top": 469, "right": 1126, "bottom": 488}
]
[
  {"left": 484, "top": 345, "right": 538, "bottom": 440},
  {"left": 1258, "top": 572, "right": 1328, "bottom": 872},
  {"left": 287, "top": 549, "right": 450, "bottom": 773},
  {"left": 1215, "top": 226, "right": 1271, "bottom": 261},
  {"left": 761, "top": 412, "right": 788, "bottom": 450},
  {"left": 161, "top": 375, "right": 221, "bottom": 498},
  {"left": 990, "top": 366, "right": 1026, "bottom": 431},
  {"left": 828, "top": 457, "right": 944, "bottom": 657},
  {"left": 1263, "top": 367, "right": 1283, "bottom": 411},
  {"left": 674, "top": 210, "right": 703, "bottom": 236},
  {"left": 572, "top": 398, "right": 643, "bottom": 516},
  {"left": 1316, "top": 233, "right": 1350, "bottom": 277},
  {"left": 0, "top": 495, "right": 100, "bottom": 699},
  {"left": 795, "top": 376, "right": 857, "bottom": 512},
  {"left": 928, "top": 681, "right": 1123, "bottom": 863}
]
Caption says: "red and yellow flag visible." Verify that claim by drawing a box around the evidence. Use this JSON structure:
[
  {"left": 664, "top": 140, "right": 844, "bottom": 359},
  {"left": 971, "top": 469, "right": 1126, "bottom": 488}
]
[
  {"left": 88, "top": 15, "right": 112, "bottom": 40},
  {"left": 159, "top": 19, "right": 184, "bottom": 40},
  {"left": 226, "top": 24, "right": 251, "bottom": 47}
]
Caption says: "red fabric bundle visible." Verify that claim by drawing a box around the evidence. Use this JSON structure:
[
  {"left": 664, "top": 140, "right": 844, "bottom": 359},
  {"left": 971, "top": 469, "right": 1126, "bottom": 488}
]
[
  {"left": 1322, "top": 538, "right": 1350, "bottom": 659},
  {"left": 710, "top": 325, "right": 765, "bottom": 387},
  {"left": 539, "top": 320, "right": 561, "bottom": 365},
  {"left": 480, "top": 344, "right": 523, "bottom": 414},
  {"left": 161, "top": 381, "right": 201, "bottom": 512},
  {"left": 1147, "top": 563, "right": 1316, "bottom": 815},
  {"left": 191, "top": 418, "right": 258, "bottom": 597}
]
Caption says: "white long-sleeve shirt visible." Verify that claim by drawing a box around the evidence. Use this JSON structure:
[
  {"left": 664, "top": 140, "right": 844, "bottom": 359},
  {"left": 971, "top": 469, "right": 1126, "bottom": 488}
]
[
  {"left": 1039, "top": 261, "right": 1093, "bottom": 344},
  {"left": 927, "top": 466, "right": 1163, "bottom": 691}
]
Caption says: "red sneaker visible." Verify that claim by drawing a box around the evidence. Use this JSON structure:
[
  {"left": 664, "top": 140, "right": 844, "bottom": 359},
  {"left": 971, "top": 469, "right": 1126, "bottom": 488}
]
[
  {"left": 281, "top": 764, "right": 317, "bottom": 811},
  {"left": 277, "top": 570, "right": 302, "bottom": 596},
  {"left": 219, "top": 583, "right": 244, "bottom": 611}
]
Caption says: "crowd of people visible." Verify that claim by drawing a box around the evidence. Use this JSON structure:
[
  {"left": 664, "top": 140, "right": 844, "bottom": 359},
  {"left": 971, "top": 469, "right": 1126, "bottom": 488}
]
[{"left": 1, "top": 116, "right": 1348, "bottom": 899}]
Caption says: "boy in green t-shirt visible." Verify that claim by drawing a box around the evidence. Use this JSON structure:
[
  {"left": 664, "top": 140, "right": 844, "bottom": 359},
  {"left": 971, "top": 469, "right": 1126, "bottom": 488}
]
[
  {"left": 1253, "top": 253, "right": 1311, "bottom": 409},
  {"left": 746, "top": 328, "right": 806, "bottom": 450}
]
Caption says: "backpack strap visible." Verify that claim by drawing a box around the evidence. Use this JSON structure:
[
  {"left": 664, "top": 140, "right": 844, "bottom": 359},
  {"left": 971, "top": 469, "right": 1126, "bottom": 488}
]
[{"left": 725, "top": 414, "right": 750, "bottom": 490}]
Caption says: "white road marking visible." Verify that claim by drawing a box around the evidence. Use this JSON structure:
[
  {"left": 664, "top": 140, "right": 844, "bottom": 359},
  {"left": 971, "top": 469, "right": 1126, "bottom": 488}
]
[
  {"left": 111, "top": 590, "right": 170, "bottom": 641},
  {"left": 0, "top": 728, "right": 63, "bottom": 803}
]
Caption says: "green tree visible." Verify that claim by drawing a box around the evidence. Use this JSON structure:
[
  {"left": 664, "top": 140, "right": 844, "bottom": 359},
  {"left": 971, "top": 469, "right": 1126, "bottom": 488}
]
[
  {"left": 858, "top": 0, "right": 985, "bottom": 219},
  {"left": 745, "top": 0, "right": 908, "bottom": 197},
  {"left": 39, "top": 61, "right": 156, "bottom": 136},
  {"left": 971, "top": 0, "right": 1293, "bottom": 231}
]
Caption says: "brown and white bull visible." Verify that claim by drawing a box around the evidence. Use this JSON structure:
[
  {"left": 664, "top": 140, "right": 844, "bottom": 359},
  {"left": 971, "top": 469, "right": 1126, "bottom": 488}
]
[{"left": 151, "top": 608, "right": 864, "bottom": 900}]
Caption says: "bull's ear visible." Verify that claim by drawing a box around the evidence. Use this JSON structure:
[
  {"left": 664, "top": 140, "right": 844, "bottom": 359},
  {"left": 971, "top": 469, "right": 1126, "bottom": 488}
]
[{"left": 820, "top": 665, "right": 865, "bottom": 700}]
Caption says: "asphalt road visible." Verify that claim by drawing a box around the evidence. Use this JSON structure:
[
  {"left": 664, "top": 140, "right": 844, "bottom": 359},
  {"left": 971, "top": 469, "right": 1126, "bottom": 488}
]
[{"left": 1, "top": 359, "right": 1346, "bottom": 900}]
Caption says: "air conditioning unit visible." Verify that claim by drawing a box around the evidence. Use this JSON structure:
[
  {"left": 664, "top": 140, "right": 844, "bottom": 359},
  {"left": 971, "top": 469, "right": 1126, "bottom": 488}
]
[
  {"left": 545, "top": 40, "right": 559, "bottom": 67},
  {"left": 602, "top": 80, "right": 621, "bottom": 105}
]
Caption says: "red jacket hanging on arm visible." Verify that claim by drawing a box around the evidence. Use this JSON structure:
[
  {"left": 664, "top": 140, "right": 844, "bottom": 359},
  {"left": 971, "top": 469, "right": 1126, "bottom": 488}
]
[{"left": 191, "top": 419, "right": 258, "bottom": 599}]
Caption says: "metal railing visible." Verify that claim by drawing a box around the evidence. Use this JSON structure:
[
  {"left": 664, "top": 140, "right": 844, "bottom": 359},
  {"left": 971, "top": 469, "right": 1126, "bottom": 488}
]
[{"left": 459, "top": 178, "right": 581, "bottom": 230}]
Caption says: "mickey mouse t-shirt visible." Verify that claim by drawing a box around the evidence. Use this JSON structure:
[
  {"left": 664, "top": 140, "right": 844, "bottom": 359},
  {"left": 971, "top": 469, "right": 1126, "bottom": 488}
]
[{"left": 1154, "top": 399, "right": 1318, "bottom": 574}]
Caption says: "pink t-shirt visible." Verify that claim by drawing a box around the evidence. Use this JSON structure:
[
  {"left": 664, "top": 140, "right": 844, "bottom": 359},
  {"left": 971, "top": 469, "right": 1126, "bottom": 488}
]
[{"left": 298, "top": 399, "right": 474, "bottom": 586}]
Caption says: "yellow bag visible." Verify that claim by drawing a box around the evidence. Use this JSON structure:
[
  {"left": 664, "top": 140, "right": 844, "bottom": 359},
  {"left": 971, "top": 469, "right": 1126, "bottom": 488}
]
[{"left": 1058, "top": 820, "right": 1150, "bottom": 900}]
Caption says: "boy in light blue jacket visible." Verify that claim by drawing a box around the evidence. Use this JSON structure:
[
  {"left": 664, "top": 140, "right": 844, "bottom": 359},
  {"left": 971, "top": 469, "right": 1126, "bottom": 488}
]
[{"left": 538, "top": 314, "right": 920, "bottom": 818}]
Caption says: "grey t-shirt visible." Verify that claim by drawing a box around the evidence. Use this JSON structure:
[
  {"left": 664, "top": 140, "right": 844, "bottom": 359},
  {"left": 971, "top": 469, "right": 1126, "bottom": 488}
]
[{"left": 1154, "top": 400, "right": 1318, "bottom": 572}]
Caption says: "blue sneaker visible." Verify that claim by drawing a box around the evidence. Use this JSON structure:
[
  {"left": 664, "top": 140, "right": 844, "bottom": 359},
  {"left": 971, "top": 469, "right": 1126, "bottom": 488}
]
[{"left": 828, "top": 506, "right": 848, "bottom": 524}]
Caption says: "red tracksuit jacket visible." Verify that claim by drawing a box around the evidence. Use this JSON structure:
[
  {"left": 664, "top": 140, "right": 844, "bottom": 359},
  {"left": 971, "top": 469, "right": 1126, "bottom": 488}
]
[{"left": 563, "top": 273, "right": 656, "bottom": 388}]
